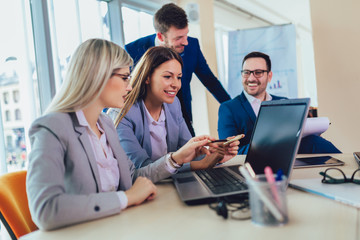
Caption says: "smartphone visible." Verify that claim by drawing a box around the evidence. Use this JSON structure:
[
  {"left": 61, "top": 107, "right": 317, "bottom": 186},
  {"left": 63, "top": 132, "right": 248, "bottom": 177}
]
[
  {"left": 353, "top": 152, "right": 360, "bottom": 167},
  {"left": 294, "top": 155, "right": 345, "bottom": 169}
]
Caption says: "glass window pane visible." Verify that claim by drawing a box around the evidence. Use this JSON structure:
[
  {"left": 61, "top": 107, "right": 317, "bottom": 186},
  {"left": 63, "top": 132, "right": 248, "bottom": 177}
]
[
  {"left": 13, "top": 90, "right": 20, "bottom": 103},
  {"left": 15, "top": 109, "right": 22, "bottom": 121},
  {"left": 0, "top": 0, "right": 39, "bottom": 173},
  {"left": 5, "top": 110, "right": 11, "bottom": 122},
  {"left": 48, "top": 0, "right": 110, "bottom": 89},
  {"left": 122, "top": 6, "right": 154, "bottom": 44},
  {"left": 3, "top": 92, "right": 9, "bottom": 104}
]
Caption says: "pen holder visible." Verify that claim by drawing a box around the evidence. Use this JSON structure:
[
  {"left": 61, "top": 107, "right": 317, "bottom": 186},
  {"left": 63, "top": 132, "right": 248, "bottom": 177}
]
[{"left": 248, "top": 175, "right": 289, "bottom": 226}]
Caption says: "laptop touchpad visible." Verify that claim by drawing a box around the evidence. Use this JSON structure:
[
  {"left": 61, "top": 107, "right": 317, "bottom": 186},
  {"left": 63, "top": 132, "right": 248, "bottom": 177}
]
[{"left": 177, "top": 176, "right": 197, "bottom": 184}]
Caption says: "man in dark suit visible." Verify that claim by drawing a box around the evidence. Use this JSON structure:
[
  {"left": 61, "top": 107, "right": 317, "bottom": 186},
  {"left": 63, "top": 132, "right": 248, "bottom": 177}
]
[
  {"left": 218, "top": 51, "right": 341, "bottom": 154},
  {"left": 125, "top": 3, "right": 231, "bottom": 136}
]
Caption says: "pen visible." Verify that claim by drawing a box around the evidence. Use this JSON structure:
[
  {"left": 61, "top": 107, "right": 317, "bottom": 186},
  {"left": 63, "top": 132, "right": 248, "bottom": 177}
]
[
  {"left": 244, "top": 162, "right": 256, "bottom": 178},
  {"left": 276, "top": 169, "right": 284, "bottom": 181},
  {"left": 264, "top": 166, "right": 280, "bottom": 204},
  {"left": 210, "top": 139, "right": 227, "bottom": 143},
  {"left": 239, "top": 166, "right": 284, "bottom": 222}
]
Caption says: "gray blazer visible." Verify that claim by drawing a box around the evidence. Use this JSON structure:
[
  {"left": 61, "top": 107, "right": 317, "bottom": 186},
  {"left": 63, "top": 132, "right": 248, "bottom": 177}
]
[
  {"left": 26, "top": 112, "right": 171, "bottom": 230},
  {"left": 110, "top": 97, "right": 192, "bottom": 171}
]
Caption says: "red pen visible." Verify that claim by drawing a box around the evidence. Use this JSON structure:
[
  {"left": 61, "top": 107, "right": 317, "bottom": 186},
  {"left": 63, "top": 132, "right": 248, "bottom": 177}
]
[{"left": 264, "top": 166, "right": 280, "bottom": 204}]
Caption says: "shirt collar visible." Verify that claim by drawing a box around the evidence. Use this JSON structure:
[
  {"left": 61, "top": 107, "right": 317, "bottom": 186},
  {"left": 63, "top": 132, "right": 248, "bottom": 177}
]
[
  {"left": 155, "top": 35, "right": 160, "bottom": 47},
  {"left": 142, "top": 100, "right": 165, "bottom": 125},
  {"left": 76, "top": 110, "right": 88, "bottom": 127},
  {"left": 243, "top": 91, "right": 272, "bottom": 103},
  {"left": 75, "top": 110, "right": 104, "bottom": 133}
]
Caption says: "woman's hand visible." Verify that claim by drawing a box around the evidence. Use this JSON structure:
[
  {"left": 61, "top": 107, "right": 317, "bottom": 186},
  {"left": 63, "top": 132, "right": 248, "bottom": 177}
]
[
  {"left": 125, "top": 177, "right": 157, "bottom": 207},
  {"left": 208, "top": 135, "right": 241, "bottom": 164},
  {"left": 171, "top": 135, "right": 214, "bottom": 165},
  {"left": 190, "top": 151, "right": 225, "bottom": 170},
  {"left": 217, "top": 136, "right": 241, "bottom": 163}
]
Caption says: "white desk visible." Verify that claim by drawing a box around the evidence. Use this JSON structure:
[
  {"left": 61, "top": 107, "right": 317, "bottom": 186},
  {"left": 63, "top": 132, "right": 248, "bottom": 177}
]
[{"left": 21, "top": 153, "right": 360, "bottom": 240}]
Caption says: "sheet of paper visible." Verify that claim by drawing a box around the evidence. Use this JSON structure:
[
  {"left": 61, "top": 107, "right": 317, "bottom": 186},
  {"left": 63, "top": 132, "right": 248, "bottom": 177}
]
[{"left": 302, "top": 117, "right": 330, "bottom": 138}]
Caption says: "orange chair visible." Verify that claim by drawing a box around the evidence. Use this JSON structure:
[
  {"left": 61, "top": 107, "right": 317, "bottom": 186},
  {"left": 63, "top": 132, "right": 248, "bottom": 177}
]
[{"left": 0, "top": 170, "right": 38, "bottom": 239}]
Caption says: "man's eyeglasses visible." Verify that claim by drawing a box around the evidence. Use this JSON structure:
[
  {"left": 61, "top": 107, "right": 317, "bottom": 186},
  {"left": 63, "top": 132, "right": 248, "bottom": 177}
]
[
  {"left": 241, "top": 70, "right": 269, "bottom": 78},
  {"left": 319, "top": 167, "right": 360, "bottom": 184},
  {"left": 112, "top": 73, "right": 131, "bottom": 83}
]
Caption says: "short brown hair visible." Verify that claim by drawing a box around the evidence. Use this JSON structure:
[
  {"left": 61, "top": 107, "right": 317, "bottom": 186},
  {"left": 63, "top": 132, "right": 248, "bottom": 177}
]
[{"left": 154, "top": 3, "right": 188, "bottom": 33}]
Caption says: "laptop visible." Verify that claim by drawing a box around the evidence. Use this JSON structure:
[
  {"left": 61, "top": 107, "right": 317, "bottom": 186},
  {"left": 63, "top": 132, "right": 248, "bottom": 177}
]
[{"left": 172, "top": 98, "right": 310, "bottom": 205}]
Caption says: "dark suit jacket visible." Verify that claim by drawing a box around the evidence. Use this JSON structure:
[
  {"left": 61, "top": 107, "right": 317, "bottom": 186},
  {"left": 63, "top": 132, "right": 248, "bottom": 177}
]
[
  {"left": 218, "top": 92, "right": 341, "bottom": 154},
  {"left": 125, "top": 34, "right": 231, "bottom": 135}
]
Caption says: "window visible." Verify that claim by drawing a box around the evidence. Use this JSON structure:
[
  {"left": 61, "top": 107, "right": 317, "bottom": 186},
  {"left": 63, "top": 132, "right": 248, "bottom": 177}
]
[
  {"left": 121, "top": 6, "right": 154, "bottom": 44},
  {"left": 0, "top": 0, "right": 38, "bottom": 175},
  {"left": 0, "top": 0, "right": 118, "bottom": 237},
  {"left": 5, "top": 110, "right": 11, "bottom": 122},
  {"left": 215, "top": 28, "right": 229, "bottom": 90},
  {"left": 13, "top": 89, "right": 20, "bottom": 103},
  {"left": 48, "top": 0, "right": 110, "bottom": 89},
  {"left": 6, "top": 135, "right": 13, "bottom": 149},
  {"left": 15, "top": 109, "right": 21, "bottom": 121},
  {"left": 0, "top": 0, "right": 110, "bottom": 177},
  {"left": 3, "top": 92, "right": 9, "bottom": 104}
]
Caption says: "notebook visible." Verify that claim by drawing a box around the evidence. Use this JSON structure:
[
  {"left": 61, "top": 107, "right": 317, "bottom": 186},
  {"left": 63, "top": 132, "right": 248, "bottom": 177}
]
[
  {"left": 172, "top": 98, "right": 310, "bottom": 205},
  {"left": 290, "top": 178, "right": 360, "bottom": 208}
]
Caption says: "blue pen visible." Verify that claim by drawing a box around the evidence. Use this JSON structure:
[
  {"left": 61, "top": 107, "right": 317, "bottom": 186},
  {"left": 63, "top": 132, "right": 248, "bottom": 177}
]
[{"left": 276, "top": 169, "right": 284, "bottom": 181}]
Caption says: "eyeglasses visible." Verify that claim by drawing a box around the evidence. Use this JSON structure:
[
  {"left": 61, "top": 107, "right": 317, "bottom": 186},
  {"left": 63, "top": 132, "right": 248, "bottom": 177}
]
[
  {"left": 319, "top": 167, "right": 360, "bottom": 184},
  {"left": 241, "top": 69, "right": 269, "bottom": 78},
  {"left": 112, "top": 73, "right": 131, "bottom": 83}
]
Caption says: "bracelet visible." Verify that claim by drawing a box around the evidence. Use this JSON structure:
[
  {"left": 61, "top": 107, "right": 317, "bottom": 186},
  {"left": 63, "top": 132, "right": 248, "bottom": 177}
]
[{"left": 168, "top": 153, "right": 183, "bottom": 169}]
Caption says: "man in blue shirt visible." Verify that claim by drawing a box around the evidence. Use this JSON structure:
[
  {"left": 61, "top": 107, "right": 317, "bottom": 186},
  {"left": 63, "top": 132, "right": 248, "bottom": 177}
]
[
  {"left": 125, "top": 3, "right": 231, "bottom": 136},
  {"left": 218, "top": 51, "right": 341, "bottom": 154}
]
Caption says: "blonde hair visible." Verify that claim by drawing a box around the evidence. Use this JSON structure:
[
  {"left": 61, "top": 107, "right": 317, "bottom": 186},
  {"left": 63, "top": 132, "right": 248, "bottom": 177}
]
[
  {"left": 113, "top": 46, "right": 183, "bottom": 127},
  {"left": 45, "top": 38, "right": 133, "bottom": 114}
]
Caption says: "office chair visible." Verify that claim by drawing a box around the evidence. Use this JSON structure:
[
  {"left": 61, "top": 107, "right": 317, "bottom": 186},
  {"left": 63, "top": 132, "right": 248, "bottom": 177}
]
[{"left": 0, "top": 170, "right": 38, "bottom": 239}]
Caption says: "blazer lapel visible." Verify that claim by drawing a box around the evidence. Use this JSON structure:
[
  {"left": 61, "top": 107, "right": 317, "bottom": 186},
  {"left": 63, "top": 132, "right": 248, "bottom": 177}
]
[
  {"left": 99, "top": 115, "right": 133, "bottom": 190},
  {"left": 164, "top": 103, "right": 179, "bottom": 152},
  {"left": 101, "top": 115, "right": 124, "bottom": 162},
  {"left": 70, "top": 113, "right": 102, "bottom": 192},
  {"left": 239, "top": 92, "right": 256, "bottom": 124},
  {"left": 139, "top": 101, "right": 153, "bottom": 158}
]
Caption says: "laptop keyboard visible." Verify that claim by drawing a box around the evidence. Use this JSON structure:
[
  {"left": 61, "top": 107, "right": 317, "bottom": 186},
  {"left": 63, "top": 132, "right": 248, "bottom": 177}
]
[{"left": 195, "top": 166, "right": 247, "bottom": 194}]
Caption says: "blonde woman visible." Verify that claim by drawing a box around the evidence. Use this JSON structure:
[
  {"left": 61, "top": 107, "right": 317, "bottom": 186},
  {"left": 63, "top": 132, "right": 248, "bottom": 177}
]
[
  {"left": 110, "top": 46, "right": 239, "bottom": 171},
  {"left": 26, "top": 39, "right": 214, "bottom": 231}
]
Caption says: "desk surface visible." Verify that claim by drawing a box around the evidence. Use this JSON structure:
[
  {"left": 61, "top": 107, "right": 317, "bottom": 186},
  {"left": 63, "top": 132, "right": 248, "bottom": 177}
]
[{"left": 21, "top": 153, "right": 360, "bottom": 240}]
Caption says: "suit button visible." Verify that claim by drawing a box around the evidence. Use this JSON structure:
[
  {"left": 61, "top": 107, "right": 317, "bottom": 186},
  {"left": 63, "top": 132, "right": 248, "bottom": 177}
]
[{"left": 94, "top": 206, "right": 100, "bottom": 211}]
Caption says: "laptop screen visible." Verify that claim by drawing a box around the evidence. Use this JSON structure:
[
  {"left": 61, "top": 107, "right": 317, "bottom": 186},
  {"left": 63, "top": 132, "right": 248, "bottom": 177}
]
[{"left": 245, "top": 98, "right": 310, "bottom": 177}]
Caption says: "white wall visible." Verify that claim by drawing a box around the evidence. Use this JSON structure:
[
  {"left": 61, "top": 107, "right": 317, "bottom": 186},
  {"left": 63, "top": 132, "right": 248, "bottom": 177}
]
[{"left": 310, "top": 0, "right": 360, "bottom": 153}]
